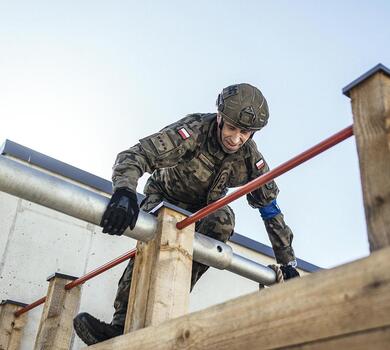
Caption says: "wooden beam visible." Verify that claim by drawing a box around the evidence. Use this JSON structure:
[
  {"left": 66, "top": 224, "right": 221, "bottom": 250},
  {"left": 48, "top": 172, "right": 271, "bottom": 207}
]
[
  {"left": 0, "top": 300, "right": 27, "bottom": 350},
  {"left": 86, "top": 245, "right": 390, "bottom": 350},
  {"left": 125, "top": 207, "right": 195, "bottom": 332},
  {"left": 33, "top": 273, "right": 81, "bottom": 350},
  {"left": 282, "top": 326, "right": 390, "bottom": 349},
  {"left": 343, "top": 64, "right": 390, "bottom": 251}
]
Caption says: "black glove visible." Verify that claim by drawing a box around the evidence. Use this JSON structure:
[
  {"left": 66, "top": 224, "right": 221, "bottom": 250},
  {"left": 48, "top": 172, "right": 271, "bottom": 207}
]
[
  {"left": 280, "top": 265, "right": 300, "bottom": 280},
  {"left": 100, "top": 188, "right": 139, "bottom": 235}
]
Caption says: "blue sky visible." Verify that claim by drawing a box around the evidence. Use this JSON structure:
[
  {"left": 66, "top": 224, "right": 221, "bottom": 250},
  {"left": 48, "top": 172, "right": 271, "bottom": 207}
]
[{"left": 1, "top": 1, "right": 389, "bottom": 268}]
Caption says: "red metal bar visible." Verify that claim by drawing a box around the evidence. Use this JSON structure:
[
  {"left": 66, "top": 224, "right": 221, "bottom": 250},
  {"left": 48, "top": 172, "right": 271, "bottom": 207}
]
[
  {"left": 65, "top": 248, "right": 137, "bottom": 290},
  {"left": 14, "top": 297, "right": 46, "bottom": 317},
  {"left": 14, "top": 248, "right": 136, "bottom": 317},
  {"left": 177, "top": 125, "right": 354, "bottom": 230}
]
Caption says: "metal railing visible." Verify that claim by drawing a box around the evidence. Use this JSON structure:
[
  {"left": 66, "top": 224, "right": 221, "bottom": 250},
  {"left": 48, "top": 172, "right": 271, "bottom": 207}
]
[
  {"left": 0, "top": 124, "right": 354, "bottom": 319},
  {"left": 0, "top": 156, "right": 277, "bottom": 287},
  {"left": 14, "top": 249, "right": 137, "bottom": 317}
]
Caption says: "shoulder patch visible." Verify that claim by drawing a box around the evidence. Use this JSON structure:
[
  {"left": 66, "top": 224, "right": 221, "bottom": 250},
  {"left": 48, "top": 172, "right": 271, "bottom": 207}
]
[
  {"left": 178, "top": 127, "right": 190, "bottom": 140},
  {"left": 256, "top": 159, "right": 265, "bottom": 170}
]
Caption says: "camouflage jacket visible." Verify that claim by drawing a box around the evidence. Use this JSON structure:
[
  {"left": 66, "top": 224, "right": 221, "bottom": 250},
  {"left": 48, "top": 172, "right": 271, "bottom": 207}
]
[{"left": 112, "top": 113, "right": 296, "bottom": 264}]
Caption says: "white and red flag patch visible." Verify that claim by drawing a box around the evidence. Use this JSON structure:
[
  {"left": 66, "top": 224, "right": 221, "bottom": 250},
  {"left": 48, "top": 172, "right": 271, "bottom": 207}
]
[
  {"left": 256, "top": 159, "right": 265, "bottom": 170},
  {"left": 178, "top": 127, "right": 190, "bottom": 140}
]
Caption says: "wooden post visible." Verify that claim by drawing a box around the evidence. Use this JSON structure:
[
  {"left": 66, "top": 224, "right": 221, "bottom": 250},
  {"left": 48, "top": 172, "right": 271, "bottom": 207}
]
[
  {"left": 33, "top": 273, "right": 81, "bottom": 350},
  {"left": 124, "top": 206, "right": 195, "bottom": 332},
  {"left": 0, "top": 300, "right": 28, "bottom": 350},
  {"left": 343, "top": 63, "right": 390, "bottom": 251}
]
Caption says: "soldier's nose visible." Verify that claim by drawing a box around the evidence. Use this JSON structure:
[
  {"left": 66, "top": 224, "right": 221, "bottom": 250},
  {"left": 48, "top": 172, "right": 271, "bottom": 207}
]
[{"left": 231, "top": 135, "right": 240, "bottom": 144}]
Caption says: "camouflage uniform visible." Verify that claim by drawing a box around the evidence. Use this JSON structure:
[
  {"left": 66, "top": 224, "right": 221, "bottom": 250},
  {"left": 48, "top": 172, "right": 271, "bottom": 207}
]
[{"left": 110, "top": 113, "right": 295, "bottom": 327}]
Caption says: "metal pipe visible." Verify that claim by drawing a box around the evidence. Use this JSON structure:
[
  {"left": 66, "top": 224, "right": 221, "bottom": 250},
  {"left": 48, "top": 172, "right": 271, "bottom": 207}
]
[
  {"left": 193, "top": 233, "right": 233, "bottom": 269},
  {"left": 14, "top": 297, "right": 46, "bottom": 317},
  {"left": 193, "top": 233, "right": 276, "bottom": 284},
  {"left": 15, "top": 249, "right": 137, "bottom": 317},
  {"left": 228, "top": 254, "right": 276, "bottom": 285},
  {"left": 177, "top": 125, "right": 354, "bottom": 230},
  {"left": 15, "top": 243, "right": 276, "bottom": 317},
  {"left": 0, "top": 156, "right": 276, "bottom": 288},
  {"left": 65, "top": 248, "right": 137, "bottom": 290},
  {"left": 0, "top": 156, "right": 157, "bottom": 242}
]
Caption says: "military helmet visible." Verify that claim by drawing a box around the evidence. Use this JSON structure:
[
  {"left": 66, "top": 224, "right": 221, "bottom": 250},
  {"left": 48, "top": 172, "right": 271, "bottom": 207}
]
[{"left": 216, "top": 83, "right": 269, "bottom": 131}]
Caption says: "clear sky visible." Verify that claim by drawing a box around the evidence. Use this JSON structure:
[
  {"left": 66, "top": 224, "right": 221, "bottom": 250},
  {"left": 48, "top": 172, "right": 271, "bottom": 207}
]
[{"left": 1, "top": 1, "right": 389, "bottom": 268}]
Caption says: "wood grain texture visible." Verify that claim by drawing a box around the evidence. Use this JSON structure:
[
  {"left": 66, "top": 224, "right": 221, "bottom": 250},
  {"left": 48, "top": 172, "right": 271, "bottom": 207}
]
[
  {"left": 125, "top": 207, "right": 194, "bottom": 333},
  {"left": 33, "top": 276, "right": 81, "bottom": 350},
  {"left": 87, "top": 246, "right": 390, "bottom": 350},
  {"left": 349, "top": 71, "right": 390, "bottom": 251},
  {"left": 282, "top": 326, "right": 390, "bottom": 350},
  {"left": 125, "top": 238, "right": 161, "bottom": 332},
  {"left": 0, "top": 303, "right": 27, "bottom": 350}
]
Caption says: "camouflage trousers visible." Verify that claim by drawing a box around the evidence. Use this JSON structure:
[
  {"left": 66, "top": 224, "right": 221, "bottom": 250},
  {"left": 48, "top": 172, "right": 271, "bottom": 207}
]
[{"left": 111, "top": 194, "right": 235, "bottom": 327}]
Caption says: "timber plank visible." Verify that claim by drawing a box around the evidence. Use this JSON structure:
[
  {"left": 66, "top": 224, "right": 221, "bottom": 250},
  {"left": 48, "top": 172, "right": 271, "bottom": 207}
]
[
  {"left": 282, "top": 326, "right": 390, "bottom": 349},
  {"left": 348, "top": 70, "right": 390, "bottom": 251},
  {"left": 86, "top": 246, "right": 390, "bottom": 350},
  {"left": 125, "top": 238, "right": 161, "bottom": 332},
  {"left": 145, "top": 207, "right": 194, "bottom": 327},
  {"left": 125, "top": 207, "right": 194, "bottom": 332},
  {"left": 33, "top": 275, "right": 80, "bottom": 350},
  {"left": 0, "top": 302, "right": 27, "bottom": 350}
]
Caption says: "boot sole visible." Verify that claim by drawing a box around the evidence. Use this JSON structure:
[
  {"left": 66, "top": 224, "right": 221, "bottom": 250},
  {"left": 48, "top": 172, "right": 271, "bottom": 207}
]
[{"left": 73, "top": 315, "right": 102, "bottom": 346}]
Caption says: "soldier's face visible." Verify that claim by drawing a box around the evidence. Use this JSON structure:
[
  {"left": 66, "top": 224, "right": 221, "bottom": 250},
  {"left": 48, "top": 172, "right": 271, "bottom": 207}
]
[{"left": 217, "top": 117, "right": 253, "bottom": 152}]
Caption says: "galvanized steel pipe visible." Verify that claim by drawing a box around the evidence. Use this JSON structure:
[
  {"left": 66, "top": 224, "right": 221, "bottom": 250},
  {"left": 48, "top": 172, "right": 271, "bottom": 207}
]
[
  {"left": 193, "top": 233, "right": 233, "bottom": 270},
  {"left": 193, "top": 233, "right": 276, "bottom": 284},
  {"left": 0, "top": 156, "right": 157, "bottom": 242},
  {"left": 0, "top": 155, "right": 276, "bottom": 285},
  {"left": 228, "top": 254, "right": 276, "bottom": 285}
]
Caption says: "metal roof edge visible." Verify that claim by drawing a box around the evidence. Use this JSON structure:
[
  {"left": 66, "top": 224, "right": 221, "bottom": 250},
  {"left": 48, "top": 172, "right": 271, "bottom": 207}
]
[{"left": 1, "top": 139, "right": 113, "bottom": 194}]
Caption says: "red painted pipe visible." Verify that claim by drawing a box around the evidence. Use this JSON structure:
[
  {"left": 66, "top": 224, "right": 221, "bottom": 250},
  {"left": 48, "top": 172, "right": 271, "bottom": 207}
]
[
  {"left": 14, "top": 297, "right": 46, "bottom": 317},
  {"left": 14, "top": 248, "right": 137, "bottom": 317},
  {"left": 177, "top": 125, "right": 354, "bottom": 230},
  {"left": 65, "top": 248, "right": 137, "bottom": 290}
]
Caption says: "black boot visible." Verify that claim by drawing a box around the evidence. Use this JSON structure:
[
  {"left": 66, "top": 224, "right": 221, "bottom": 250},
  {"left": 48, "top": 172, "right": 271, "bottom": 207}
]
[{"left": 73, "top": 312, "right": 124, "bottom": 345}]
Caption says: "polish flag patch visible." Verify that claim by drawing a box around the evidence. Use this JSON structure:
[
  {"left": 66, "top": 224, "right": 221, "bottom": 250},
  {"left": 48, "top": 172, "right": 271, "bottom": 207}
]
[
  {"left": 256, "top": 159, "right": 265, "bottom": 170},
  {"left": 178, "top": 127, "right": 190, "bottom": 140}
]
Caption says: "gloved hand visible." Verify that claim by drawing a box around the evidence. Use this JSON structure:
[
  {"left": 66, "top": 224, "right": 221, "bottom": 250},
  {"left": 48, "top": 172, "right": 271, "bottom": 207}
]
[
  {"left": 100, "top": 188, "right": 139, "bottom": 235},
  {"left": 280, "top": 265, "right": 300, "bottom": 280}
]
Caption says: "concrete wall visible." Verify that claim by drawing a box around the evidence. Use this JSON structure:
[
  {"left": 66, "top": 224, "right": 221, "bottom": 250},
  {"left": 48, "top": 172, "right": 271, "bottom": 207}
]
[{"left": 0, "top": 152, "right": 312, "bottom": 349}]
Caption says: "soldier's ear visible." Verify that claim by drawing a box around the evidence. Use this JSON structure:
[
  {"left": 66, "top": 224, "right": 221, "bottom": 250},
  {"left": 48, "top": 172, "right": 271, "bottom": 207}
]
[{"left": 216, "top": 114, "right": 224, "bottom": 131}]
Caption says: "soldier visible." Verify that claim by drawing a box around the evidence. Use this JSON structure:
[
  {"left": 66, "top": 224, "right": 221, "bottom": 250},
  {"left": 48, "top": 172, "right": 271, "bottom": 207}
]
[{"left": 73, "top": 83, "right": 300, "bottom": 345}]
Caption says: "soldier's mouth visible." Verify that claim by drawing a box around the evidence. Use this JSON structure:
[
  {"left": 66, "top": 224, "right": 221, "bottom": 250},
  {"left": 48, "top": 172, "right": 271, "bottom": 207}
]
[{"left": 224, "top": 140, "right": 241, "bottom": 150}]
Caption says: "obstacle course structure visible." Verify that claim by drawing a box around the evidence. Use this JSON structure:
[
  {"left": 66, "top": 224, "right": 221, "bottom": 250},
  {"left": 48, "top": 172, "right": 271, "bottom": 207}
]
[{"left": 1, "top": 64, "right": 390, "bottom": 349}]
